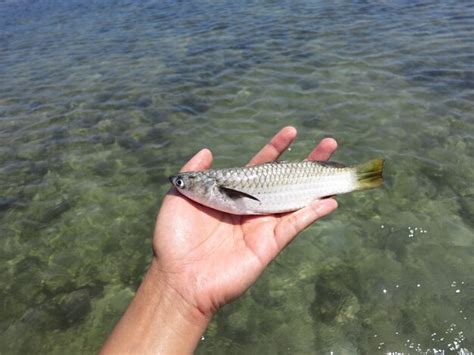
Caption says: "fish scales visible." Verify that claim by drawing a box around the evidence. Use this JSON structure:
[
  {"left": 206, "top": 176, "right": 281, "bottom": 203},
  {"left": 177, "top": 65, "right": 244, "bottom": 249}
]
[{"left": 170, "top": 159, "right": 384, "bottom": 215}]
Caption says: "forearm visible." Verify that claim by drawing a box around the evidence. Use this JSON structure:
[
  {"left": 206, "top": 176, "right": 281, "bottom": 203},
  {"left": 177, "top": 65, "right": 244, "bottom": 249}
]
[{"left": 100, "top": 259, "right": 211, "bottom": 355}]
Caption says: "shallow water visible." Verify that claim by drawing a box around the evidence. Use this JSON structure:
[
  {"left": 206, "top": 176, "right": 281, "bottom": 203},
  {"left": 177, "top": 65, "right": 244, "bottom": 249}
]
[{"left": 1, "top": 0, "right": 473, "bottom": 353}]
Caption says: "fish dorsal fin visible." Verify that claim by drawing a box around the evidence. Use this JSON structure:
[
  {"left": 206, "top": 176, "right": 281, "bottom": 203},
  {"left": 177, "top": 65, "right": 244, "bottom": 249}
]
[
  {"left": 317, "top": 160, "right": 346, "bottom": 168},
  {"left": 219, "top": 186, "right": 260, "bottom": 202},
  {"left": 260, "top": 160, "right": 289, "bottom": 165}
]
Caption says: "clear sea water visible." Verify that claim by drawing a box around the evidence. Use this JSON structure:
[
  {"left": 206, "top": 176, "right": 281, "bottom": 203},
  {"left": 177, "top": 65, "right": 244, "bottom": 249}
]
[{"left": 1, "top": 0, "right": 473, "bottom": 353}]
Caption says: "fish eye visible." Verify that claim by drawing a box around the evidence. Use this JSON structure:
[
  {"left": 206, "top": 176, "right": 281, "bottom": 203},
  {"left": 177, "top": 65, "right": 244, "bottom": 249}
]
[{"left": 175, "top": 177, "right": 185, "bottom": 189}]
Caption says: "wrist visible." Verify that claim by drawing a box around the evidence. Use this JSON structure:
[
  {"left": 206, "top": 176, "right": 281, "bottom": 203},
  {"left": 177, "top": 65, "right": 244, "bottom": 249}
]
[
  {"left": 101, "top": 259, "right": 211, "bottom": 354},
  {"left": 148, "top": 258, "right": 213, "bottom": 330}
]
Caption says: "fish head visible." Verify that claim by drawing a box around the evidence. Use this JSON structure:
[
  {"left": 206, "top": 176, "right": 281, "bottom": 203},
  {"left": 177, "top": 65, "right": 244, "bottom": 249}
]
[
  {"left": 169, "top": 171, "right": 216, "bottom": 203},
  {"left": 169, "top": 171, "right": 243, "bottom": 213},
  {"left": 169, "top": 170, "right": 261, "bottom": 214}
]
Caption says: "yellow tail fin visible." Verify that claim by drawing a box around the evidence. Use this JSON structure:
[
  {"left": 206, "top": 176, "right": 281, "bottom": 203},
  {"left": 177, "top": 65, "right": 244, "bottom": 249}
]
[{"left": 354, "top": 159, "right": 384, "bottom": 191}]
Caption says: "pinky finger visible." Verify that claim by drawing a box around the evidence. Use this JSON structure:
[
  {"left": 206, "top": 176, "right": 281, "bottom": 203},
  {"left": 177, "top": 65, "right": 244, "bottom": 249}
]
[{"left": 273, "top": 198, "right": 338, "bottom": 250}]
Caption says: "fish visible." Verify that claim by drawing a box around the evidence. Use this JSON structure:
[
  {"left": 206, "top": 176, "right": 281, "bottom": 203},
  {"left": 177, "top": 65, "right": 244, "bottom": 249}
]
[{"left": 169, "top": 158, "right": 384, "bottom": 215}]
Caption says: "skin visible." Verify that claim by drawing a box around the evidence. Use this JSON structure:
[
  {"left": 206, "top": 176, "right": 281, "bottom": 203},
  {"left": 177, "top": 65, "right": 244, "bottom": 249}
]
[{"left": 100, "top": 126, "right": 338, "bottom": 354}]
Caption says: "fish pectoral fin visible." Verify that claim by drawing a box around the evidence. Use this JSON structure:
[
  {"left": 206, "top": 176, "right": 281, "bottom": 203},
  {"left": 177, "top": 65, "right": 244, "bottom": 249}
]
[{"left": 219, "top": 187, "right": 260, "bottom": 202}]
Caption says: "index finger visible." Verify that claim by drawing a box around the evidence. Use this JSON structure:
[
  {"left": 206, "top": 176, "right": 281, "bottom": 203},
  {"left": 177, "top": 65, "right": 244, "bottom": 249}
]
[{"left": 247, "top": 126, "right": 297, "bottom": 166}]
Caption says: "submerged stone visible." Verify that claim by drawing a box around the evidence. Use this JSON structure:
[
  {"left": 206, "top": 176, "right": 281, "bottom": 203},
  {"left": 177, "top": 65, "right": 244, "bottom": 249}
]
[
  {"left": 298, "top": 79, "right": 319, "bottom": 91},
  {"left": 0, "top": 196, "right": 19, "bottom": 211},
  {"left": 59, "top": 289, "right": 92, "bottom": 325},
  {"left": 117, "top": 135, "right": 143, "bottom": 150},
  {"left": 175, "top": 96, "right": 209, "bottom": 115},
  {"left": 21, "top": 304, "right": 62, "bottom": 330},
  {"left": 41, "top": 199, "right": 72, "bottom": 223},
  {"left": 92, "top": 160, "right": 118, "bottom": 177},
  {"left": 146, "top": 127, "right": 165, "bottom": 142}
]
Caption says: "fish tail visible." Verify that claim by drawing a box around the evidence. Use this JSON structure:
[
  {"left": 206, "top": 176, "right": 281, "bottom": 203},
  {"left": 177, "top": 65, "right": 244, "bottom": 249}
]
[{"left": 354, "top": 159, "right": 384, "bottom": 191}]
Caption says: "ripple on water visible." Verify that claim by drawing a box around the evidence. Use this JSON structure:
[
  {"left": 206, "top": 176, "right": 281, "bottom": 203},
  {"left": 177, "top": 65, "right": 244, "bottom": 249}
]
[{"left": 1, "top": 0, "right": 473, "bottom": 353}]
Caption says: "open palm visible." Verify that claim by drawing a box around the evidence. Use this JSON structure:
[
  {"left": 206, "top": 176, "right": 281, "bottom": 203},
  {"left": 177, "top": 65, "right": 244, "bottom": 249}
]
[{"left": 153, "top": 127, "right": 338, "bottom": 317}]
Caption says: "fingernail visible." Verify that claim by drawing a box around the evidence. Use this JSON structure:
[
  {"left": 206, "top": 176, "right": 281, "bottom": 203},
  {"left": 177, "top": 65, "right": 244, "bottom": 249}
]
[{"left": 195, "top": 148, "right": 208, "bottom": 158}]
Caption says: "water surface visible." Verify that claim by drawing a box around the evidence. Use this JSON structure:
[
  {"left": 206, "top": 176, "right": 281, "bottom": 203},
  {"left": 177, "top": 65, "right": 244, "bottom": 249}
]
[{"left": 1, "top": 0, "right": 473, "bottom": 353}]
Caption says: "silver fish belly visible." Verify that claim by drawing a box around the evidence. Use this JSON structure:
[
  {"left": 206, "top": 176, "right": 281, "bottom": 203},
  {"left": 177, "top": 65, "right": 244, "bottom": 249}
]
[{"left": 169, "top": 159, "right": 384, "bottom": 215}]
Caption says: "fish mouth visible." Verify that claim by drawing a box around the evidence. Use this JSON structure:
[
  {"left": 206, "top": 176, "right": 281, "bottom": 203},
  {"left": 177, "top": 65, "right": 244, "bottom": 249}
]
[{"left": 168, "top": 175, "right": 176, "bottom": 184}]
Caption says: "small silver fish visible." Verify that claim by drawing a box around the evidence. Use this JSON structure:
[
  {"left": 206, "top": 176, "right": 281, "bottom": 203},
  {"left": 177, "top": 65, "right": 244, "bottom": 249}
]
[{"left": 170, "top": 159, "right": 384, "bottom": 215}]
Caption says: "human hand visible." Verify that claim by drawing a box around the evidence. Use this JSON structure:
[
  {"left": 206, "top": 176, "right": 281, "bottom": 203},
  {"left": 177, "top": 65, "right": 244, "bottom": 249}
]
[
  {"left": 100, "top": 127, "right": 339, "bottom": 354},
  {"left": 152, "top": 126, "right": 338, "bottom": 319}
]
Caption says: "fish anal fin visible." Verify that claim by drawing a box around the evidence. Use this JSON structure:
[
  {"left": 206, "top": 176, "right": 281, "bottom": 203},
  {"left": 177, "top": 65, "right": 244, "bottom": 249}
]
[{"left": 219, "top": 186, "right": 260, "bottom": 202}]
